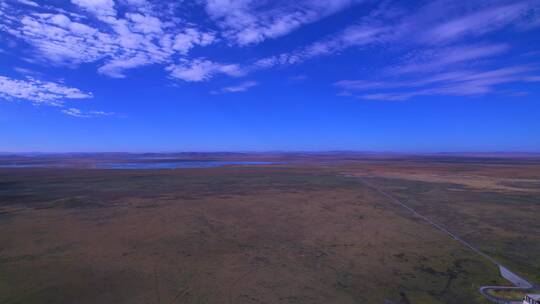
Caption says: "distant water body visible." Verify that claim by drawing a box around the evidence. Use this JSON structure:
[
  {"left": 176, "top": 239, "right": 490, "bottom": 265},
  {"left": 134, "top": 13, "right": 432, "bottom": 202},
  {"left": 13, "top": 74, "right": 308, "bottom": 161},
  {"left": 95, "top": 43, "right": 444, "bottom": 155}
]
[
  {"left": 94, "top": 161, "right": 276, "bottom": 169},
  {"left": 0, "top": 161, "right": 277, "bottom": 169}
]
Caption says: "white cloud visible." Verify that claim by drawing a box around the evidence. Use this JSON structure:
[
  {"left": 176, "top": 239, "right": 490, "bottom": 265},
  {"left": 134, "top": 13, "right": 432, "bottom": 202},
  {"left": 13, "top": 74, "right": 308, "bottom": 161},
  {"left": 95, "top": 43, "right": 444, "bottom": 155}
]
[
  {"left": 71, "top": 0, "right": 117, "bottom": 18},
  {"left": 419, "top": 2, "right": 535, "bottom": 44},
  {"left": 62, "top": 107, "right": 114, "bottom": 117},
  {"left": 251, "top": 0, "right": 539, "bottom": 70},
  {"left": 61, "top": 107, "right": 88, "bottom": 117},
  {"left": 0, "top": 75, "right": 92, "bottom": 105},
  {"left": 2, "top": 0, "right": 539, "bottom": 89},
  {"left": 1, "top": 2, "right": 218, "bottom": 79},
  {"left": 172, "top": 29, "right": 216, "bottom": 54},
  {"left": 388, "top": 44, "right": 510, "bottom": 75},
  {"left": 214, "top": 80, "right": 258, "bottom": 93},
  {"left": 124, "top": 0, "right": 149, "bottom": 5},
  {"left": 89, "top": 110, "right": 115, "bottom": 116},
  {"left": 13, "top": 67, "right": 43, "bottom": 77},
  {"left": 205, "top": 0, "right": 362, "bottom": 45},
  {"left": 126, "top": 13, "right": 162, "bottom": 34},
  {"left": 167, "top": 59, "right": 245, "bottom": 82},
  {"left": 98, "top": 54, "right": 153, "bottom": 78},
  {"left": 11, "top": 13, "right": 113, "bottom": 64},
  {"left": 16, "top": 0, "right": 38, "bottom": 7},
  {"left": 335, "top": 66, "right": 540, "bottom": 101},
  {"left": 253, "top": 23, "right": 387, "bottom": 68}
]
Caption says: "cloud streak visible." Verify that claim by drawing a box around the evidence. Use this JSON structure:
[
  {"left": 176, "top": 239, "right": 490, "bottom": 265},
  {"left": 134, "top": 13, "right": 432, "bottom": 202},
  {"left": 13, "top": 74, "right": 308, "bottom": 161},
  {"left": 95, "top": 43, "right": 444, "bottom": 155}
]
[
  {"left": 419, "top": 2, "right": 536, "bottom": 44},
  {"left": 61, "top": 107, "right": 114, "bottom": 118},
  {"left": 335, "top": 66, "right": 540, "bottom": 101},
  {"left": 323, "top": 0, "right": 540, "bottom": 101},
  {"left": 251, "top": 0, "right": 539, "bottom": 70},
  {"left": 205, "top": 0, "right": 363, "bottom": 46},
  {"left": 387, "top": 44, "right": 510, "bottom": 75},
  {"left": 213, "top": 80, "right": 258, "bottom": 94},
  {"left": 166, "top": 59, "right": 245, "bottom": 82},
  {"left": 253, "top": 23, "right": 388, "bottom": 68}
]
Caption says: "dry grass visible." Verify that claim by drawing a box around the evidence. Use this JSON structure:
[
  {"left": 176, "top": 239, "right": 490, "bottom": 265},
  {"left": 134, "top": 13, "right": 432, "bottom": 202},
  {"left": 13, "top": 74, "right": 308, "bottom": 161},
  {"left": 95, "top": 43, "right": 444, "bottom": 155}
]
[{"left": 1, "top": 156, "right": 538, "bottom": 304}]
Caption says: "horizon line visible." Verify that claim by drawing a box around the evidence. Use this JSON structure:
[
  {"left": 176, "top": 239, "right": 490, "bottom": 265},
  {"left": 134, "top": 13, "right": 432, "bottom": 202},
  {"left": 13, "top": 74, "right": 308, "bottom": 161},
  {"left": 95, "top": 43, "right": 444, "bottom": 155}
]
[{"left": 1, "top": 151, "right": 540, "bottom": 155}]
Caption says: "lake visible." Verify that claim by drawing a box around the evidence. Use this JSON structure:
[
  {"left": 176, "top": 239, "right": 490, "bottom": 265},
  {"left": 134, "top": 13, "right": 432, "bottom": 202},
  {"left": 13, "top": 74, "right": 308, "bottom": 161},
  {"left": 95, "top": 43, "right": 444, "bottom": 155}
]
[{"left": 0, "top": 160, "right": 277, "bottom": 169}]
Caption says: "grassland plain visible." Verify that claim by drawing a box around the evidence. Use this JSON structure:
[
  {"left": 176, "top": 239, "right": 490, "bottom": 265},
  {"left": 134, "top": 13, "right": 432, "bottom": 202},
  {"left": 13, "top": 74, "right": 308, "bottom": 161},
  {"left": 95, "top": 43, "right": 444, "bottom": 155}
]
[
  {"left": 0, "top": 155, "right": 537, "bottom": 304},
  {"left": 341, "top": 156, "right": 540, "bottom": 286}
]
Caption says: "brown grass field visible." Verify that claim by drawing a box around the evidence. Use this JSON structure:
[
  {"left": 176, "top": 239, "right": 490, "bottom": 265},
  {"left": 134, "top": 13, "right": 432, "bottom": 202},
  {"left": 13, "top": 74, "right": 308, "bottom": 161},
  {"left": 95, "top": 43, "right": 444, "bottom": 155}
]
[{"left": 0, "top": 153, "right": 539, "bottom": 303}]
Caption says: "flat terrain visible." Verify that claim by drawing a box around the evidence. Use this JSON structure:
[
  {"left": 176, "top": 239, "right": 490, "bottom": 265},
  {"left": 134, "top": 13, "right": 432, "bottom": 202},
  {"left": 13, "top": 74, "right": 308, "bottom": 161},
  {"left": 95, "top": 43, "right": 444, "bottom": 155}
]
[{"left": 0, "top": 154, "right": 539, "bottom": 303}]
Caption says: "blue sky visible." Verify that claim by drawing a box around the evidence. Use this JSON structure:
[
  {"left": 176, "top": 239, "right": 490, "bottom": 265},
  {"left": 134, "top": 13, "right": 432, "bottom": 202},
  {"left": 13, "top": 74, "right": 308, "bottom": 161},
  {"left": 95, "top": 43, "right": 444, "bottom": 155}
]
[{"left": 0, "top": 0, "right": 539, "bottom": 152}]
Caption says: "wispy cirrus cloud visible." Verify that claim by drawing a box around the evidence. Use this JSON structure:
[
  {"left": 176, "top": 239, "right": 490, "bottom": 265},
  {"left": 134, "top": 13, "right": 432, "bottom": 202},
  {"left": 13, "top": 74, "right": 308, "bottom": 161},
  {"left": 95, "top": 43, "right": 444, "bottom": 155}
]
[
  {"left": 252, "top": 22, "right": 388, "bottom": 70},
  {"left": 16, "top": 0, "right": 38, "bottom": 7},
  {"left": 61, "top": 107, "right": 114, "bottom": 118},
  {"left": 13, "top": 67, "right": 43, "bottom": 77},
  {"left": 212, "top": 80, "right": 258, "bottom": 94},
  {"left": 418, "top": 2, "right": 536, "bottom": 44},
  {"left": 205, "top": 0, "right": 363, "bottom": 46},
  {"left": 252, "top": 0, "right": 539, "bottom": 70},
  {"left": 324, "top": 0, "right": 540, "bottom": 101},
  {"left": 387, "top": 44, "right": 510, "bottom": 75},
  {"left": 335, "top": 66, "right": 540, "bottom": 101}
]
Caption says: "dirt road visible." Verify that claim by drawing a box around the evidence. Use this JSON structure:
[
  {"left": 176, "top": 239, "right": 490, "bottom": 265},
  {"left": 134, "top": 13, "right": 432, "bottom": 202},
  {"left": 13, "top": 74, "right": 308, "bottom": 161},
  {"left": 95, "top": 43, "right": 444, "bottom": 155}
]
[{"left": 357, "top": 177, "right": 536, "bottom": 304}]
